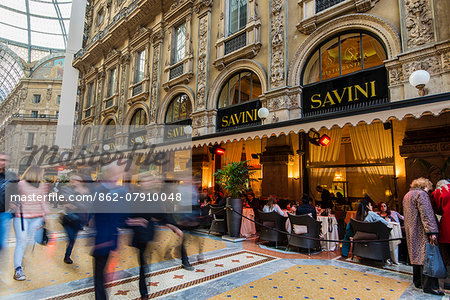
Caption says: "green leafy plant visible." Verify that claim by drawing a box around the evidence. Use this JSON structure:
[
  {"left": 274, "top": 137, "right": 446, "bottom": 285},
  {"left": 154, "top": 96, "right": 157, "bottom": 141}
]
[{"left": 213, "top": 160, "right": 255, "bottom": 199}]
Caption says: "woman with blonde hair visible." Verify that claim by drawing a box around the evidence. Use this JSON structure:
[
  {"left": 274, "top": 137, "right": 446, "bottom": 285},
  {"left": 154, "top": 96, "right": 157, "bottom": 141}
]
[
  {"left": 13, "top": 165, "right": 49, "bottom": 281},
  {"left": 403, "top": 177, "right": 444, "bottom": 295},
  {"left": 263, "top": 195, "right": 287, "bottom": 217}
]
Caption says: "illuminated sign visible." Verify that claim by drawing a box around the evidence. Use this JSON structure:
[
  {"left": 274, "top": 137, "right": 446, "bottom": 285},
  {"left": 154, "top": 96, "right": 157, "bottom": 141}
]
[
  {"left": 302, "top": 67, "right": 388, "bottom": 116},
  {"left": 217, "top": 100, "right": 262, "bottom": 132}
]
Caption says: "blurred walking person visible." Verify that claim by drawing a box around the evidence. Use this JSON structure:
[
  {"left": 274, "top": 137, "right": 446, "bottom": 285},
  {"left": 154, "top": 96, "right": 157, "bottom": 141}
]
[
  {"left": 403, "top": 177, "right": 444, "bottom": 296},
  {"left": 13, "top": 166, "right": 49, "bottom": 281},
  {"left": 59, "top": 173, "right": 91, "bottom": 264}
]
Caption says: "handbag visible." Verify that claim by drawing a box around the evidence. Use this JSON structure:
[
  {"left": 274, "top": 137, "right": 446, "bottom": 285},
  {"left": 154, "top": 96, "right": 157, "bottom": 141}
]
[
  {"left": 423, "top": 243, "right": 447, "bottom": 279},
  {"left": 34, "top": 224, "right": 49, "bottom": 246},
  {"left": 61, "top": 213, "right": 81, "bottom": 228}
]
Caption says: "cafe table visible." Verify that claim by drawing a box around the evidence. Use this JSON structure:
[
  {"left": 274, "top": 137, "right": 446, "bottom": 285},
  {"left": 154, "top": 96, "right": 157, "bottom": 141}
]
[
  {"left": 388, "top": 221, "right": 402, "bottom": 264},
  {"left": 240, "top": 207, "right": 256, "bottom": 237},
  {"left": 317, "top": 215, "right": 339, "bottom": 251}
]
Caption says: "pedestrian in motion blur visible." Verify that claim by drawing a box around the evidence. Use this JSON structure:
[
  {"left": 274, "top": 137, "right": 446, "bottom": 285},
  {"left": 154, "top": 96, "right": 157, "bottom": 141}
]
[
  {"left": 12, "top": 166, "right": 49, "bottom": 281},
  {"left": 403, "top": 177, "right": 444, "bottom": 296},
  {"left": 59, "top": 173, "right": 91, "bottom": 264}
]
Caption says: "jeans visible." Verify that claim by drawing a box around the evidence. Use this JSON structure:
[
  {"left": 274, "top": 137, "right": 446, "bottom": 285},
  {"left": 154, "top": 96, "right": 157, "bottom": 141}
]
[
  {"left": 64, "top": 225, "right": 79, "bottom": 258},
  {"left": 13, "top": 217, "right": 43, "bottom": 269},
  {"left": 0, "top": 212, "right": 12, "bottom": 251},
  {"left": 341, "top": 223, "right": 354, "bottom": 257}
]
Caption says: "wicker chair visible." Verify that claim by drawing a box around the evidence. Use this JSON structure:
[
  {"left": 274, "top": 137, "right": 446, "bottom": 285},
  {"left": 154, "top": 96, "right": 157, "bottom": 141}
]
[
  {"left": 208, "top": 206, "right": 226, "bottom": 235},
  {"left": 287, "top": 214, "right": 322, "bottom": 254},
  {"left": 350, "top": 219, "right": 392, "bottom": 262},
  {"left": 258, "top": 210, "right": 287, "bottom": 248}
]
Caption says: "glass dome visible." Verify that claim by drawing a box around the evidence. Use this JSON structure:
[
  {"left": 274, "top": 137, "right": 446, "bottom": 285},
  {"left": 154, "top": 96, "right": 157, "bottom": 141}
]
[{"left": 0, "top": 0, "right": 72, "bottom": 101}]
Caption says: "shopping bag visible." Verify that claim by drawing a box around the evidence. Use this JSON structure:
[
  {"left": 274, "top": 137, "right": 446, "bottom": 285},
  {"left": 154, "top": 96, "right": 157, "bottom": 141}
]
[
  {"left": 423, "top": 243, "right": 447, "bottom": 278},
  {"left": 34, "top": 223, "right": 49, "bottom": 246}
]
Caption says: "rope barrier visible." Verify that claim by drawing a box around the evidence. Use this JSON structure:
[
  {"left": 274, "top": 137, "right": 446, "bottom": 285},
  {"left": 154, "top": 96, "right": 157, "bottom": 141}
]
[{"left": 220, "top": 205, "right": 405, "bottom": 244}]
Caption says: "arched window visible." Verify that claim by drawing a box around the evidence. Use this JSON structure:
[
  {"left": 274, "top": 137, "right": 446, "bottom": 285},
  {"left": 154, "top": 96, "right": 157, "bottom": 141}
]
[
  {"left": 129, "top": 108, "right": 147, "bottom": 132},
  {"left": 103, "top": 119, "right": 115, "bottom": 142},
  {"left": 302, "top": 32, "right": 387, "bottom": 85},
  {"left": 82, "top": 127, "right": 91, "bottom": 145},
  {"left": 217, "top": 71, "right": 261, "bottom": 108},
  {"left": 165, "top": 94, "right": 192, "bottom": 124}
]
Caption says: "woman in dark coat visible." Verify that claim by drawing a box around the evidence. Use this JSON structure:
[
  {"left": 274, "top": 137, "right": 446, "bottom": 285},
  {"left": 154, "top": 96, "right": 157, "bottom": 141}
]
[{"left": 403, "top": 177, "right": 443, "bottom": 296}]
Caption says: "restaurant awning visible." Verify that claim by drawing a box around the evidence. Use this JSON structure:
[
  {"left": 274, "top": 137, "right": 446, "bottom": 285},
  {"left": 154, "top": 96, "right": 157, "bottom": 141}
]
[{"left": 153, "top": 92, "right": 449, "bottom": 151}]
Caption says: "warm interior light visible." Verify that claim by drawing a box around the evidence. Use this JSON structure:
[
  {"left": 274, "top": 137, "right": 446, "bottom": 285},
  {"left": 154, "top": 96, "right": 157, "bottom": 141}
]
[{"left": 209, "top": 146, "right": 226, "bottom": 156}]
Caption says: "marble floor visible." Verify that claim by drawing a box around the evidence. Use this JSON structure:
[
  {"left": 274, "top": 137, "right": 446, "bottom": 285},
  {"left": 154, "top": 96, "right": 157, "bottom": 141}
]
[{"left": 0, "top": 215, "right": 448, "bottom": 300}]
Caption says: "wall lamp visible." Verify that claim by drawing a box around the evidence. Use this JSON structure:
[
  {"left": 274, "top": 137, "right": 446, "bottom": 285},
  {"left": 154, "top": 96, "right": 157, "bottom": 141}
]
[
  {"left": 309, "top": 129, "right": 331, "bottom": 146},
  {"left": 409, "top": 69, "right": 430, "bottom": 96}
]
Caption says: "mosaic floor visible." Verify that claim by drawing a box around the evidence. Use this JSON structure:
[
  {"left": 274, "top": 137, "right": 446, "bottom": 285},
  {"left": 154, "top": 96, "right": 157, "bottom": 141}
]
[{"left": 0, "top": 215, "right": 448, "bottom": 300}]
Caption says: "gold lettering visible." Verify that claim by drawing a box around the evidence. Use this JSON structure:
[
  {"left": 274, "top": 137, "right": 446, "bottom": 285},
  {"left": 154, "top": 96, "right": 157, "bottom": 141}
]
[
  {"left": 354, "top": 83, "right": 369, "bottom": 101},
  {"left": 245, "top": 110, "right": 254, "bottom": 122},
  {"left": 221, "top": 116, "right": 229, "bottom": 127},
  {"left": 322, "top": 92, "right": 335, "bottom": 107},
  {"left": 311, "top": 94, "right": 322, "bottom": 109},
  {"left": 370, "top": 81, "right": 376, "bottom": 97},
  {"left": 348, "top": 85, "right": 353, "bottom": 102},
  {"left": 332, "top": 88, "right": 347, "bottom": 104}
]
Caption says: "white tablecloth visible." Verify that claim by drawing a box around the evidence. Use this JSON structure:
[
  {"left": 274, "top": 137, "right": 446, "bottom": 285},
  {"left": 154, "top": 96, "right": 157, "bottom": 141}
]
[
  {"left": 317, "top": 216, "right": 339, "bottom": 251},
  {"left": 240, "top": 208, "right": 256, "bottom": 237},
  {"left": 388, "top": 221, "right": 402, "bottom": 264},
  {"left": 285, "top": 215, "right": 339, "bottom": 251}
]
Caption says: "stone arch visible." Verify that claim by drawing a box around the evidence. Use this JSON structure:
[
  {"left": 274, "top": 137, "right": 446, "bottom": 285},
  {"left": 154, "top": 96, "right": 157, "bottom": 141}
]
[
  {"left": 123, "top": 102, "right": 150, "bottom": 126},
  {"left": 207, "top": 59, "right": 268, "bottom": 110},
  {"left": 78, "top": 123, "right": 94, "bottom": 145},
  {"left": 158, "top": 85, "right": 195, "bottom": 124},
  {"left": 288, "top": 14, "right": 401, "bottom": 87}
]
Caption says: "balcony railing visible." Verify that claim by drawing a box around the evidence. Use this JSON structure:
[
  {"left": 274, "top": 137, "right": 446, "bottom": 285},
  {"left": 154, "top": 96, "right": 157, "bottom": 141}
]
[
  {"left": 315, "top": 0, "right": 346, "bottom": 13},
  {"left": 169, "top": 64, "right": 183, "bottom": 80},
  {"left": 12, "top": 113, "right": 58, "bottom": 120},
  {"left": 224, "top": 32, "right": 247, "bottom": 55},
  {"left": 75, "top": 0, "right": 141, "bottom": 60},
  {"left": 132, "top": 83, "right": 143, "bottom": 96}
]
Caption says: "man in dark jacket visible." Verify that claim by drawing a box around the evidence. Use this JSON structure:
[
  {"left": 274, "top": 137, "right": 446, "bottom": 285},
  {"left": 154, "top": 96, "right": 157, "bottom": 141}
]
[
  {"left": 316, "top": 185, "right": 332, "bottom": 210},
  {"left": 296, "top": 194, "right": 317, "bottom": 219}
]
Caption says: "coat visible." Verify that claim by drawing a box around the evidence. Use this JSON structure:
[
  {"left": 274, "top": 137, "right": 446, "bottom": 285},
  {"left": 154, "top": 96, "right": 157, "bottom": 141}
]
[
  {"left": 431, "top": 184, "right": 450, "bottom": 244},
  {"left": 403, "top": 188, "right": 438, "bottom": 265}
]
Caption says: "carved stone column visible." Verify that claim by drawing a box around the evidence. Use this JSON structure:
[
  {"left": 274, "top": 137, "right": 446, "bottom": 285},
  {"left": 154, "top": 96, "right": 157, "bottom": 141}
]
[
  {"left": 150, "top": 29, "right": 163, "bottom": 124},
  {"left": 118, "top": 52, "right": 130, "bottom": 125},
  {"left": 270, "top": 0, "right": 286, "bottom": 89},
  {"left": 96, "top": 69, "right": 106, "bottom": 124},
  {"left": 195, "top": 1, "right": 212, "bottom": 111},
  {"left": 400, "top": 0, "right": 435, "bottom": 50}
]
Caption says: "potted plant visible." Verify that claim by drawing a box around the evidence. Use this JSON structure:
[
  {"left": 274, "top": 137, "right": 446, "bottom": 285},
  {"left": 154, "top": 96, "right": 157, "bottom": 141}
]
[{"left": 214, "top": 160, "right": 255, "bottom": 238}]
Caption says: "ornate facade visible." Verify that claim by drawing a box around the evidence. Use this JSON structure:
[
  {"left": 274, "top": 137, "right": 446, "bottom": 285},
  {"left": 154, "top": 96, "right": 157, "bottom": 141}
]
[
  {"left": 0, "top": 56, "right": 64, "bottom": 174},
  {"left": 73, "top": 0, "right": 449, "bottom": 199}
]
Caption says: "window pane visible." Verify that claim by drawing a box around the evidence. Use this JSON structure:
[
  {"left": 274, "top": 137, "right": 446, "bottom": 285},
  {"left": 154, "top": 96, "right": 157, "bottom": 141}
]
[
  {"left": 174, "top": 23, "right": 186, "bottom": 63},
  {"left": 251, "top": 73, "right": 262, "bottom": 100},
  {"left": 179, "top": 99, "right": 187, "bottom": 120},
  {"left": 320, "top": 37, "right": 339, "bottom": 81},
  {"left": 135, "top": 51, "right": 145, "bottom": 82},
  {"left": 303, "top": 50, "right": 320, "bottom": 84},
  {"left": 228, "top": 74, "right": 240, "bottom": 105},
  {"left": 33, "top": 94, "right": 41, "bottom": 103},
  {"left": 166, "top": 103, "right": 173, "bottom": 123},
  {"left": 108, "top": 68, "right": 116, "bottom": 97},
  {"left": 341, "top": 34, "right": 362, "bottom": 76},
  {"left": 239, "top": 72, "right": 252, "bottom": 103},
  {"left": 218, "top": 82, "right": 229, "bottom": 108},
  {"left": 362, "top": 34, "right": 386, "bottom": 69},
  {"left": 238, "top": 0, "right": 247, "bottom": 30},
  {"left": 229, "top": 0, "right": 239, "bottom": 34},
  {"left": 173, "top": 97, "right": 180, "bottom": 120}
]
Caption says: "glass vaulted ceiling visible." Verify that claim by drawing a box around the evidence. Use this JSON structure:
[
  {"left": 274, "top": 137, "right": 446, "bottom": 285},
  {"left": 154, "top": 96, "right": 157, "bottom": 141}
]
[{"left": 0, "top": 0, "right": 72, "bottom": 101}]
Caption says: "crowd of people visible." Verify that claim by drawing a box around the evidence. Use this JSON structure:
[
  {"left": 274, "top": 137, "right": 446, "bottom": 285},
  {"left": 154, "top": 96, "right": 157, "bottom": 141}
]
[{"left": 0, "top": 149, "right": 449, "bottom": 297}]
